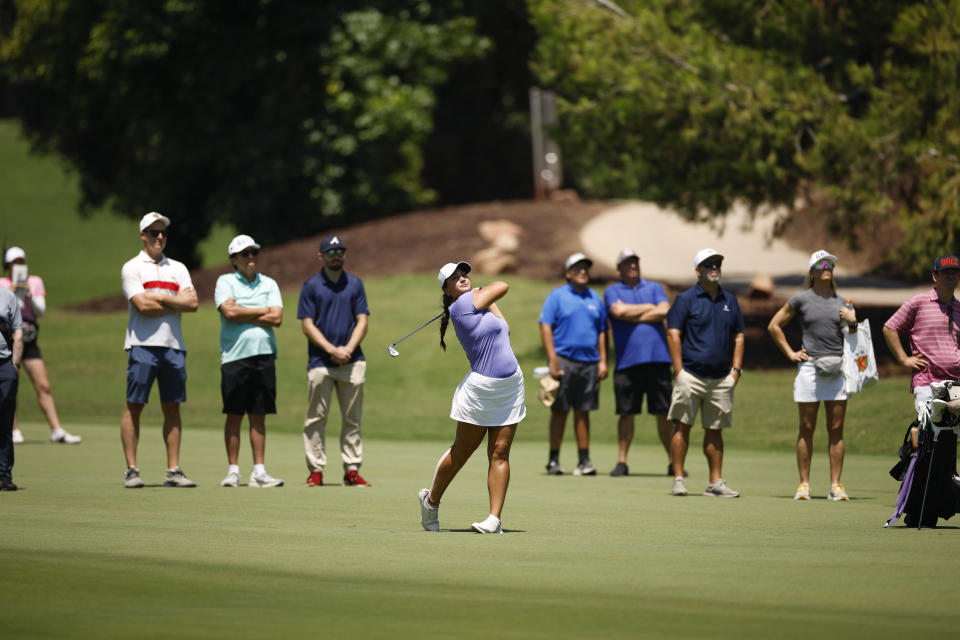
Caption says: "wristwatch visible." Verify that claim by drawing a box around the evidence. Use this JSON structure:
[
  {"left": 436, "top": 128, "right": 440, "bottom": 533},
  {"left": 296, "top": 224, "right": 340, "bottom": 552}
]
[{"left": 731, "top": 367, "right": 743, "bottom": 374}]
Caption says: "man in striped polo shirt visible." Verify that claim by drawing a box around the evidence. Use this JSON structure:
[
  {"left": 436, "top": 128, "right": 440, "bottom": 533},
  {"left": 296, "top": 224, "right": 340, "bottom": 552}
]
[
  {"left": 883, "top": 254, "right": 960, "bottom": 414},
  {"left": 119, "top": 212, "right": 199, "bottom": 488}
]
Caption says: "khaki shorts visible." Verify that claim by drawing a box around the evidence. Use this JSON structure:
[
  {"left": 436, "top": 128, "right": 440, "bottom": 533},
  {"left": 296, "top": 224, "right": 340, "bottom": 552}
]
[{"left": 667, "top": 368, "right": 736, "bottom": 430}]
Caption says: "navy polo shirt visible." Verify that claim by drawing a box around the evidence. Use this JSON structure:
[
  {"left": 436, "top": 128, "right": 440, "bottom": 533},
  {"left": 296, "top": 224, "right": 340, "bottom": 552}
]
[
  {"left": 297, "top": 269, "right": 369, "bottom": 370},
  {"left": 666, "top": 284, "right": 744, "bottom": 379}
]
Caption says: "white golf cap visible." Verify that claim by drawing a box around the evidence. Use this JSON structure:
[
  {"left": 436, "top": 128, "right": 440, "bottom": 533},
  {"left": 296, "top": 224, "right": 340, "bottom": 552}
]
[
  {"left": 808, "top": 249, "right": 838, "bottom": 270},
  {"left": 564, "top": 252, "right": 592, "bottom": 271},
  {"left": 616, "top": 248, "right": 639, "bottom": 266},
  {"left": 694, "top": 248, "right": 723, "bottom": 267},
  {"left": 228, "top": 234, "right": 261, "bottom": 256},
  {"left": 438, "top": 261, "right": 471, "bottom": 288},
  {"left": 4, "top": 246, "right": 25, "bottom": 264},
  {"left": 139, "top": 211, "right": 171, "bottom": 232}
]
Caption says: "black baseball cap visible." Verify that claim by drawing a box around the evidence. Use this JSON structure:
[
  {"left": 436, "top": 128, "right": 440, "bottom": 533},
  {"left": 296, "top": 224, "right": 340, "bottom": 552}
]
[
  {"left": 319, "top": 235, "right": 347, "bottom": 252},
  {"left": 933, "top": 255, "right": 960, "bottom": 272}
]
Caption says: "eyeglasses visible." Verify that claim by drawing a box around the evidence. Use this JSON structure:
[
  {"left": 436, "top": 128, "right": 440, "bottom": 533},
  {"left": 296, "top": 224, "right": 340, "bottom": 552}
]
[
  {"left": 236, "top": 249, "right": 259, "bottom": 258},
  {"left": 146, "top": 229, "right": 166, "bottom": 238},
  {"left": 813, "top": 260, "right": 834, "bottom": 271},
  {"left": 700, "top": 261, "right": 722, "bottom": 270},
  {"left": 568, "top": 264, "right": 590, "bottom": 273},
  {"left": 324, "top": 249, "right": 346, "bottom": 256}
]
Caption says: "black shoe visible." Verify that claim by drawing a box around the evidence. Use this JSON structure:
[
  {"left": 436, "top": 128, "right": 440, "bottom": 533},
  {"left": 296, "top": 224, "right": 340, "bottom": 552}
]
[
  {"left": 546, "top": 459, "right": 564, "bottom": 475},
  {"left": 667, "top": 463, "right": 689, "bottom": 478},
  {"left": 610, "top": 462, "right": 629, "bottom": 477},
  {"left": 0, "top": 476, "right": 18, "bottom": 491}
]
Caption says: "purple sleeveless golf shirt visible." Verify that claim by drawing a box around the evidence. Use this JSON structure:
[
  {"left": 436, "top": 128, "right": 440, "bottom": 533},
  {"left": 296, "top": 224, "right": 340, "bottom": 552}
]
[{"left": 450, "top": 290, "right": 519, "bottom": 379}]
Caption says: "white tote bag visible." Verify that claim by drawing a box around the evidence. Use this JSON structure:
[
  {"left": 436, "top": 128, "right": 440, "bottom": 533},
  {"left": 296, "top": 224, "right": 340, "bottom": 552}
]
[{"left": 843, "top": 319, "right": 879, "bottom": 393}]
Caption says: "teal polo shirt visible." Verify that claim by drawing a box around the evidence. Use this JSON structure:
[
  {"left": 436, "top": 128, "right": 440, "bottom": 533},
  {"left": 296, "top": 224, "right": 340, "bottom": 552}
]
[{"left": 214, "top": 271, "right": 283, "bottom": 364}]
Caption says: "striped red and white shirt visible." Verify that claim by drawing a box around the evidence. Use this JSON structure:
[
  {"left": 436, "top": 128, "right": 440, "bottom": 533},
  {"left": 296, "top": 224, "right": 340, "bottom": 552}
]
[
  {"left": 121, "top": 250, "right": 193, "bottom": 351},
  {"left": 885, "top": 289, "right": 960, "bottom": 391}
]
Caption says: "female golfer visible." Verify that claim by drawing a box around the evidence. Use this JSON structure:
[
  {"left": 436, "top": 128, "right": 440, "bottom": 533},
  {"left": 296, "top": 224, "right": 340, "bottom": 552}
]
[
  {"left": 1, "top": 247, "right": 81, "bottom": 444},
  {"left": 767, "top": 250, "right": 856, "bottom": 501},
  {"left": 419, "top": 261, "right": 526, "bottom": 534}
]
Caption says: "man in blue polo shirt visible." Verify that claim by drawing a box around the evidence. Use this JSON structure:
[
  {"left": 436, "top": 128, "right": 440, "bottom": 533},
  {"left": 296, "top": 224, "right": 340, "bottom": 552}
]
[
  {"left": 604, "top": 248, "right": 674, "bottom": 477},
  {"left": 215, "top": 234, "right": 284, "bottom": 489},
  {"left": 666, "top": 248, "right": 744, "bottom": 498},
  {"left": 297, "top": 234, "right": 371, "bottom": 487},
  {"left": 540, "top": 252, "right": 607, "bottom": 476}
]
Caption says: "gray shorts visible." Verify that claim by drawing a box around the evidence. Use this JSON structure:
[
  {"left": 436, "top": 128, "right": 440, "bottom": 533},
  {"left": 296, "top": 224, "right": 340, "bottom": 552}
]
[{"left": 552, "top": 355, "right": 599, "bottom": 413}]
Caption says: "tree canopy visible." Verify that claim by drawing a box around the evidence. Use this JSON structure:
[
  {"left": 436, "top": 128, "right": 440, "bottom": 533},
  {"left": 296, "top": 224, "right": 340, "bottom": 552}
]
[{"left": 528, "top": 0, "right": 960, "bottom": 277}]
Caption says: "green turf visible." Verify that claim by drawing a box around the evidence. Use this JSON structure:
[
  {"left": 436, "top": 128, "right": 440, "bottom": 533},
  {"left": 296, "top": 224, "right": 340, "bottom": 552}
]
[{"left": 3, "top": 423, "right": 957, "bottom": 639}]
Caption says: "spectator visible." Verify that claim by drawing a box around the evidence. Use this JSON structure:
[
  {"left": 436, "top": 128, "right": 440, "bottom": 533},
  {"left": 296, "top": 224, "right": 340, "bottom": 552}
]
[
  {"left": 666, "top": 248, "right": 743, "bottom": 498},
  {"left": 298, "top": 235, "right": 371, "bottom": 487},
  {"left": 604, "top": 248, "right": 675, "bottom": 477},
  {"left": 768, "top": 250, "right": 857, "bottom": 501},
  {"left": 120, "top": 212, "right": 199, "bottom": 488},
  {"left": 1, "top": 247, "right": 81, "bottom": 444},
  {"left": 215, "top": 235, "right": 284, "bottom": 488},
  {"left": 540, "top": 252, "right": 607, "bottom": 476},
  {"left": 0, "top": 286, "right": 23, "bottom": 491}
]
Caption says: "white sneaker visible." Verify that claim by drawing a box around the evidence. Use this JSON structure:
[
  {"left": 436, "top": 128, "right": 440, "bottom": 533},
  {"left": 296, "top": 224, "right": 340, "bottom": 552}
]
[
  {"left": 249, "top": 470, "right": 283, "bottom": 488},
  {"left": 671, "top": 477, "right": 688, "bottom": 496},
  {"left": 220, "top": 471, "right": 240, "bottom": 487},
  {"left": 471, "top": 514, "right": 503, "bottom": 534},
  {"left": 11, "top": 428, "right": 24, "bottom": 444},
  {"left": 703, "top": 479, "right": 740, "bottom": 498},
  {"left": 794, "top": 482, "right": 811, "bottom": 500},
  {"left": 50, "top": 429, "right": 81, "bottom": 444},
  {"left": 419, "top": 488, "right": 439, "bottom": 531}
]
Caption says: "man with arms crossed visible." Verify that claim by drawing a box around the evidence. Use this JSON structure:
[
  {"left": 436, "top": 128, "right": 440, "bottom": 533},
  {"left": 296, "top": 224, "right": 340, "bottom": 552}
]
[
  {"left": 216, "top": 235, "right": 284, "bottom": 488},
  {"left": 540, "top": 252, "right": 608, "bottom": 476},
  {"left": 298, "top": 235, "right": 371, "bottom": 487},
  {"left": 604, "top": 248, "right": 675, "bottom": 477},
  {"left": 0, "top": 286, "right": 23, "bottom": 491},
  {"left": 666, "top": 248, "right": 743, "bottom": 498},
  {"left": 120, "top": 212, "right": 199, "bottom": 488}
]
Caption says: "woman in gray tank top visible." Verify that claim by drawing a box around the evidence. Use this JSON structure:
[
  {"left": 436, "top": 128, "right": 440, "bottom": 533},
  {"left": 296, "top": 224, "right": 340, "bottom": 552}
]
[{"left": 768, "top": 250, "right": 858, "bottom": 502}]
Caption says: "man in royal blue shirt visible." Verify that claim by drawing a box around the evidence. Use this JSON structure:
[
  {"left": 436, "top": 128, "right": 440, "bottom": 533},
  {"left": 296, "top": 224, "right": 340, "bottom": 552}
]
[
  {"left": 604, "top": 248, "right": 674, "bottom": 477},
  {"left": 540, "top": 252, "right": 608, "bottom": 476},
  {"left": 297, "top": 234, "right": 371, "bottom": 487},
  {"left": 666, "top": 248, "right": 744, "bottom": 498}
]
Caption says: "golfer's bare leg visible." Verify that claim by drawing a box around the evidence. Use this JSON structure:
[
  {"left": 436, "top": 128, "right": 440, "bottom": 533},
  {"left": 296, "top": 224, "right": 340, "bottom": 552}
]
[
  {"left": 670, "top": 420, "right": 692, "bottom": 478},
  {"left": 121, "top": 402, "right": 144, "bottom": 468},
  {"left": 703, "top": 429, "right": 724, "bottom": 484},
  {"left": 486, "top": 424, "right": 517, "bottom": 518},
  {"left": 224, "top": 414, "right": 244, "bottom": 466},
  {"left": 824, "top": 400, "right": 847, "bottom": 485},
  {"left": 248, "top": 414, "right": 267, "bottom": 466},
  {"left": 573, "top": 409, "right": 590, "bottom": 449},
  {"left": 616, "top": 414, "right": 634, "bottom": 463},
  {"left": 23, "top": 358, "right": 64, "bottom": 432},
  {"left": 549, "top": 410, "right": 567, "bottom": 450},
  {"left": 429, "top": 422, "right": 486, "bottom": 504},
  {"left": 655, "top": 413, "right": 672, "bottom": 460},
  {"left": 160, "top": 401, "right": 182, "bottom": 470},
  {"left": 796, "top": 402, "right": 818, "bottom": 485}
]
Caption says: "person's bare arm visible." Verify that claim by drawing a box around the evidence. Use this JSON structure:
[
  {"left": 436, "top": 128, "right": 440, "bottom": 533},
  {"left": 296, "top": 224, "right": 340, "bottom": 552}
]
[
  {"left": 883, "top": 325, "right": 927, "bottom": 371},
  {"left": 474, "top": 281, "right": 509, "bottom": 310},
  {"left": 667, "top": 328, "right": 683, "bottom": 378},
  {"left": 540, "top": 322, "right": 563, "bottom": 379},
  {"left": 129, "top": 292, "right": 170, "bottom": 317},
  {"left": 609, "top": 300, "right": 670, "bottom": 323},
  {"left": 730, "top": 332, "right": 744, "bottom": 383},
  {"left": 157, "top": 286, "right": 198, "bottom": 312},
  {"left": 767, "top": 303, "right": 807, "bottom": 362},
  {"left": 597, "top": 329, "right": 608, "bottom": 381},
  {"left": 11, "top": 328, "right": 23, "bottom": 368}
]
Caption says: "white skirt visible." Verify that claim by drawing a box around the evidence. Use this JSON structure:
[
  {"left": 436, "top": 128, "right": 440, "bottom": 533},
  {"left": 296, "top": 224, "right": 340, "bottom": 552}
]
[
  {"left": 450, "top": 367, "right": 527, "bottom": 427},
  {"left": 794, "top": 360, "right": 848, "bottom": 403}
]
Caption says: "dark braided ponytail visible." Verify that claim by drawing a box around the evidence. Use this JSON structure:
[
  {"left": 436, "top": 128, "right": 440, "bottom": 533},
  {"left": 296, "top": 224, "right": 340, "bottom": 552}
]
[{"left": 439, "top": 293, "right": 454, "bottom": 350}]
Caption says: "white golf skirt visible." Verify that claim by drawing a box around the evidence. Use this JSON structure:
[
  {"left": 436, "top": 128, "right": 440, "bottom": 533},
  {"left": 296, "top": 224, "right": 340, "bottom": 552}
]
[
  {"left": 794, "top": 360, "right": 847, "bottom": 403},
  {"left": 450, "top": 367, "right": 527, "bottom": 427}
]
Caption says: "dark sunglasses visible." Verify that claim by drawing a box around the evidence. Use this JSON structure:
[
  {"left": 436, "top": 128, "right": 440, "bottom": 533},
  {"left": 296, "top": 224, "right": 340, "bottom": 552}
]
[
  {"left": 233, "top": 248, "right": 259, "bottom": 258},
  {"left": 146, "top": 229, "right": 166, "bottom": 238},
  {"left": 324, "top": 248, "right": 346, "bottom": 256},
  {"left": 700, "top": 260, "right": 722, "bottom": 270}
]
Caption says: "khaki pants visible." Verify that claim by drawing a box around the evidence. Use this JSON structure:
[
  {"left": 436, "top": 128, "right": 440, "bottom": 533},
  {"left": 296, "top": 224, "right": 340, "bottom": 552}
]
[{"left": 303, "top": 361, "right": 365, "bottom": 472}]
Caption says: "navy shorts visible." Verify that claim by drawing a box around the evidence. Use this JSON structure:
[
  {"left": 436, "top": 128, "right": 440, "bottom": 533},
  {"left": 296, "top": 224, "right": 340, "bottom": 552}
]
[
  {"left": 552, "top": 355, "right": 600, "bottom": 413},
  {"left": 126, "top": 346, "right": 187, "bottom": 404},
  {"left": 221, "top": 354, "right": 277, "bottom": 415},
  {"left": 613, "top": 362, "right": 672, "bottom": 415}
]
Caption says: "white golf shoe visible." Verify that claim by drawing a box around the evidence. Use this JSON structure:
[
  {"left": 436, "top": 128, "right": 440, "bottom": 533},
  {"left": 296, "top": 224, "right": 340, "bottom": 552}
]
[
  {"left": 471, "top": 514, "right": 503, "bottom": 534},
  {"left": 11, "top": 428, "right": 24, "bottom": 444},
  {"left": 419, "top": 488, "right": 439, "bottom": 531},
  {"left": 50, "top": 428, "right": 82, "bottom": 444}
]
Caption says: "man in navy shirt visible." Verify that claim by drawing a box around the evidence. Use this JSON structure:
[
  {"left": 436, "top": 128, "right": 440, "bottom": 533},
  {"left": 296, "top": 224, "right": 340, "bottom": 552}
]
[
  {"left": 604, "top": 248, "right": 674, "bottom": 477},
  {"left": 297, "top": 235, "right": 371, "bottom": 487},
  {"left": 539, "top": 252, "right": 608, "bottom": 476},
  {"left": 666, "top": 248, "right": 744, "bottom": 498}
]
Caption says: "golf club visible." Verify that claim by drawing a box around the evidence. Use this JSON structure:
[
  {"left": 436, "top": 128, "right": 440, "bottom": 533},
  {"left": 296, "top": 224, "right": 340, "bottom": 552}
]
[{"left": 387, "top": 312, "right": 444, "bottom": 357}]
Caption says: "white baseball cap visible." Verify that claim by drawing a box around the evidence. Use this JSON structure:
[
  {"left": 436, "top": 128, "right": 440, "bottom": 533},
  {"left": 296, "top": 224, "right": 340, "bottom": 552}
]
[
  {"left": 228, "top": 234, "right": 261, "bottom": 256},
  {"left": 139, "top": 211, "right": 171, "bottom": 232},
  {"left": 694, "top": 248, "right": 723, "bottom": 267},
  {"left": 616, "top": 248, "right": 639, "bottom": 266},
  {"left": 808, "top": 249, "right": 838, "bottom": 270},
  {"left": 564, "top": 252, "right": 593, "bottom": 271},
  {"left": 438, "top": 261, "right": 471, "bottom": 288},
  {"left": 4, "top": 246, "right": 25, "bottom": 264}
]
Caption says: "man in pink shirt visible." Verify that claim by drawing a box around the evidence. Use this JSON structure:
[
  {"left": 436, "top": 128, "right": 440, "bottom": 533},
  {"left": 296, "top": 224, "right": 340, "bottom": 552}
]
[{"left": 883, "top": 254, "right": 960, "bottom": 414}]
